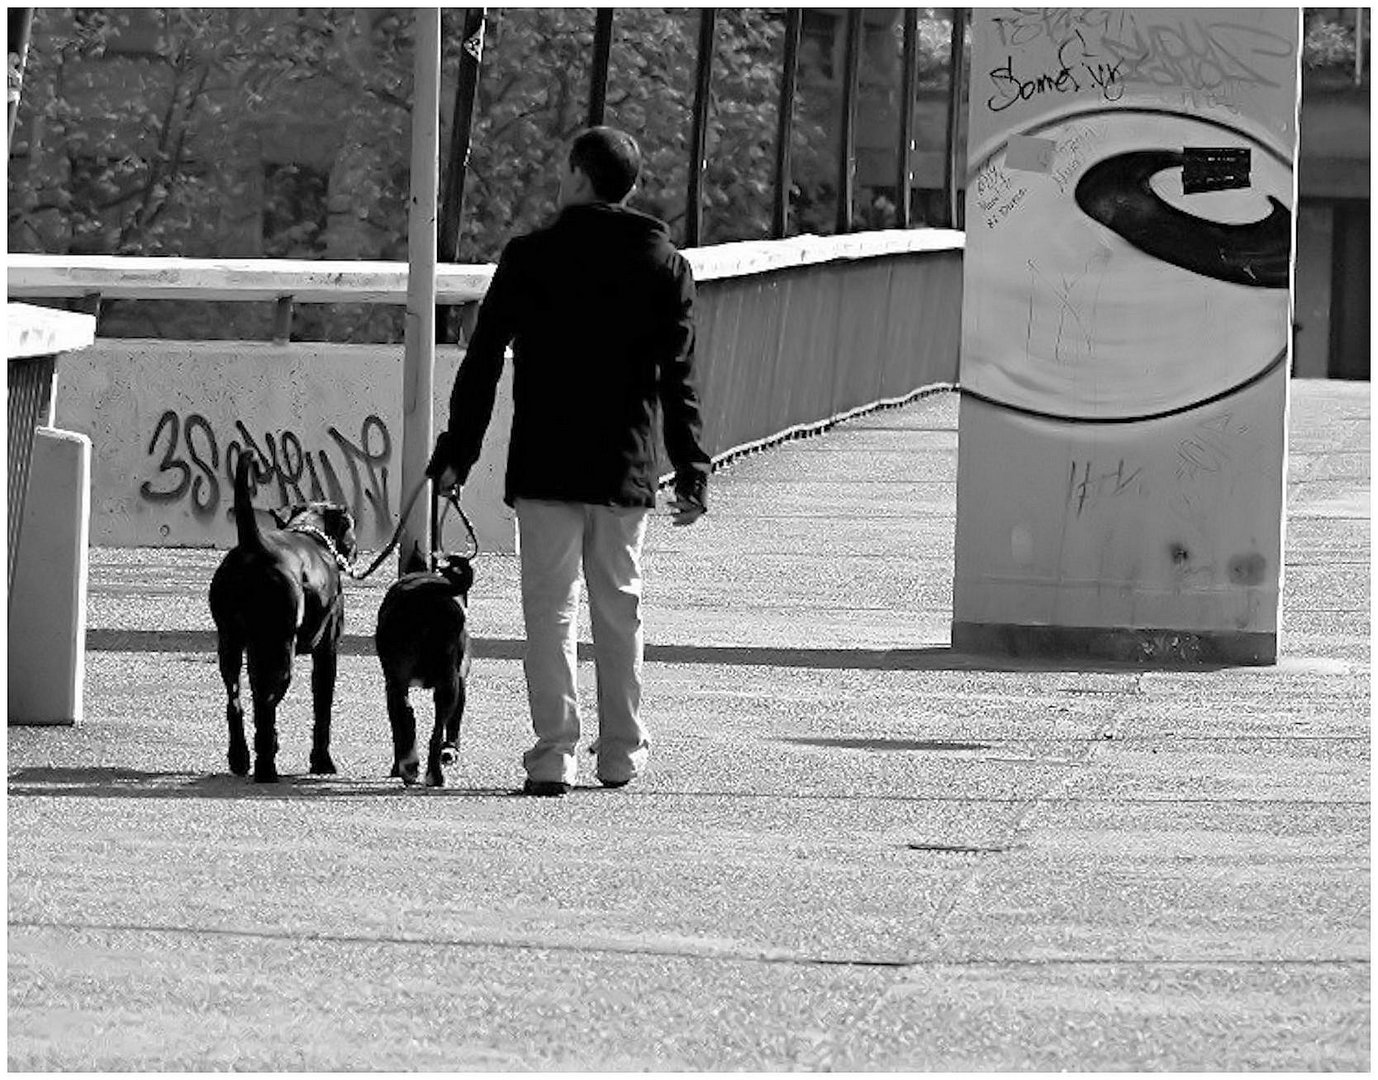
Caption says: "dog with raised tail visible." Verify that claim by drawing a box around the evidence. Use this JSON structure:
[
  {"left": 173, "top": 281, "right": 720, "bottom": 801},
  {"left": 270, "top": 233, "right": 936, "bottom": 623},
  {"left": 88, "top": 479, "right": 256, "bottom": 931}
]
[
  {"left": 208, "top": 453, "right": 357, "bottom": 783},
  {"left": 374, "top": 541, "right": 474, "bottom": 788}
]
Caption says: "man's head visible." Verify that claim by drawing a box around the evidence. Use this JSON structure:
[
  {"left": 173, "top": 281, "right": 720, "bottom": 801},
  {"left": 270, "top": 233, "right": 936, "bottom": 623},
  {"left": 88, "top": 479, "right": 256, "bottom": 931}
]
[{"left": 559, "top": 125, "right": 641, "bottom": 208}]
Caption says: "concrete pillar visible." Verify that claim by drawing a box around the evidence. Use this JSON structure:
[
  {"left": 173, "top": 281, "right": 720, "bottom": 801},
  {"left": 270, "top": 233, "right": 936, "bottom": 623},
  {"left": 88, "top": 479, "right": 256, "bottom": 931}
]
[
  {"left": 952, "top": 8, "right": 1301, "bottom": 665},
  {"left": 8, "top": 427, "right": 92, "bottom": 724}
]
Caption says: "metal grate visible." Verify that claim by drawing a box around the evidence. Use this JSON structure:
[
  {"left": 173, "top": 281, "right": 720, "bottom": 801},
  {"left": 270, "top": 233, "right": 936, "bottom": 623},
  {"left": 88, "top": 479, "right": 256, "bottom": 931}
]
[{"left": 7, "top": 354, "right": 56, "bottom": 595}]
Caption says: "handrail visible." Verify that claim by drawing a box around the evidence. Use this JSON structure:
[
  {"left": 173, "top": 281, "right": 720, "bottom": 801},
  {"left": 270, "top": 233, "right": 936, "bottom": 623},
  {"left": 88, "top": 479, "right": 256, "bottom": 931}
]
[
  {"left": 7, "top": 230, "right": 964, "bottom": 306},
  {"left": 6, "top": 255, "right": 495, "bottom": 304}
]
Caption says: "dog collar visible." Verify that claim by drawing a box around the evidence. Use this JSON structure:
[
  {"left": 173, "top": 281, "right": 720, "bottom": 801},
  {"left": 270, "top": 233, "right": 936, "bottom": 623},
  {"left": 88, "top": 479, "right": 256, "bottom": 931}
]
[{"left": 288, "top": 523, "right": 354, "bottom": 574}]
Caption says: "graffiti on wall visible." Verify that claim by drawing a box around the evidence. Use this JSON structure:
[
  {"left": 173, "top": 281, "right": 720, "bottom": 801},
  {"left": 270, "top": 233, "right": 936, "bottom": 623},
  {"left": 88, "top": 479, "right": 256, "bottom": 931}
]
[
  {"left": 986, "top": 9, "right": 1293, "bottom": 111},
  {"left": 139, "top": 410, "right": 394, "bottom": 540}
]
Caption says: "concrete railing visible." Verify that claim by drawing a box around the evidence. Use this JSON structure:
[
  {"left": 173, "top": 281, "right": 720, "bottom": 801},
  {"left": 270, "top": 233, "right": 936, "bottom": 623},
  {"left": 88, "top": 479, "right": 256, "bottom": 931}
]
[{"left": 9, "top": 230, "right": 964, "bottom": 553}]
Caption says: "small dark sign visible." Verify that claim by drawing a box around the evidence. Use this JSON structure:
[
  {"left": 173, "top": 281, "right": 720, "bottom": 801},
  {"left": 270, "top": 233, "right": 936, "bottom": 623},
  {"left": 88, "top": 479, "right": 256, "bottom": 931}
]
[{"left": 1181, "top": 147, "right": 1252, "bottom": 193}]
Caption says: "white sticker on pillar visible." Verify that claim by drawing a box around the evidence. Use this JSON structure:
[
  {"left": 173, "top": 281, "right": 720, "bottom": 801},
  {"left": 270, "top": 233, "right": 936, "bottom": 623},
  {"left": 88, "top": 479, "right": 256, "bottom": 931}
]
[{"left": 1004, "top": 135, "right": 1056, "bottom": 173}]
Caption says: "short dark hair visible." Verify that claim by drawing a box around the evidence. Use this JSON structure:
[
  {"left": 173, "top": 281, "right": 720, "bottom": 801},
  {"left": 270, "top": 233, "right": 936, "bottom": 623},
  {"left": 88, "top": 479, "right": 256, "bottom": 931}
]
[{"left": 568, "top": 126, "right": 641, "bottom": 202}]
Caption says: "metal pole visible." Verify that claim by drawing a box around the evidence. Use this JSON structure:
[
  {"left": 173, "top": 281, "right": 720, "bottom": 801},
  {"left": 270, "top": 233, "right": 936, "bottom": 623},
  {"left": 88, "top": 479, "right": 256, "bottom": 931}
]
[
  {"left": 588, "top": 8, "right": 613, "bottom": 127},
  {"left": 8, "top": 8, "right": 34, "bottom": 147},
  {"left": 437, "top": 7, "right": 484, "bottom": 344},
  {"left": 772, "top": 8, "right": 802, "bottom": 239},
  {"left": 942, "top": 7, "right": 966, "bottom": 229},
  {"left": 401, "top": 6, "right": 442, "bottom": 569},
  {"left": 685, "top": 7, "right": 715, "bottom": 248},
  {"left": 896, "top": 9, "right": 918, "bottom": 228},
  {"left": 836, "top": 9, "right": 861, "bottom": 234},
  {"left": 1356, "top": 7, "right": 1365, "bottom": 87}
]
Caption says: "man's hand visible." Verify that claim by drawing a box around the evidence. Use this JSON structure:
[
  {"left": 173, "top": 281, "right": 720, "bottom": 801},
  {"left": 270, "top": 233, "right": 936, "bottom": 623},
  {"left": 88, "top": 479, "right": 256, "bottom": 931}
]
[
  {"left": 668, "top": 495, "right": 705, "bottom": 527},
  {"left": 426, "top": 432, "right": 460, "bottom": 492},
  {"left": 433, "top": 464, "right": 460, "bottom": 493}
]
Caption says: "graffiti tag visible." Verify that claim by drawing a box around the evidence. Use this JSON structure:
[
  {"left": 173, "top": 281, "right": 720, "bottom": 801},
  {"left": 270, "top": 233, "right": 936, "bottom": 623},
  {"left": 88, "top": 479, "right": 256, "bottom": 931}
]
[
  {"left": 1068, "top": 458, "right": 1145, "bottom": 516},
  {"left": 974, "top": 161, "right": 1030, "bottom": 230},
  {"left": 140, "top": 411, "right": 394, "bottom": 541},
  {"left": 986, "top": 32, "right": 1126, "bottom": 113},
  {"left": 990, "top": 9, "right": 1132, "bottom": 51},
  {"left": 1099, "top": 19, "right": 1292, "bottom": 108},
  {"left": 1174, "top": 413, "right": 1250, "bottom": 484},
  {"left": 1167, "top": 412, "right": 1256, "bottom": 529}
]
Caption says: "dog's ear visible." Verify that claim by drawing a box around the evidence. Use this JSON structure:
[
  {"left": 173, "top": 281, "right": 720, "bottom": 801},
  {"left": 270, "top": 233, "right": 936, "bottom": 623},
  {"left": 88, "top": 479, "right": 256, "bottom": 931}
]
[
  {"left": 278, "top": 503, "right": 308, "bottom": 528},
  {"left": 455, "top": 559, "right": 474, "bottom": 598},
  {"left": 401, "top": 541, "right": 428, "bottom": 576},
  {"left": 439, "top": 555, "right": 474, "bottom": 598},
  {"left": 323, "top": 506, "right": 358, "bottom": 559}
]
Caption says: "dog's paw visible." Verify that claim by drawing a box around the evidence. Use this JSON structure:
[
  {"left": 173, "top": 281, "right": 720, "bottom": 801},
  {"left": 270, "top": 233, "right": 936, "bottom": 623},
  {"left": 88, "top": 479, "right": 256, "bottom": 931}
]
[
  {"left": 309, "top": 752, "right": 337, "bottom": 775},
  {"left": 425, "top": 768, "right": 446, "bottom": 788},
  {"left": 228, "top": 745, "right": 251, "bottom": 777},
  {"left": 253, "top": 762, "right": 280, "bottom": 784}
]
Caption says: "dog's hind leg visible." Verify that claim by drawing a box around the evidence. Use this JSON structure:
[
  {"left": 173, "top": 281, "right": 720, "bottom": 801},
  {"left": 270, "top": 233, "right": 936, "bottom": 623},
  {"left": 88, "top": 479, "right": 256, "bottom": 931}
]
[
  {"left": 247, "top": 644, "right": 291, "bottom": 783},
  {"left": 218, "top": 636, "right": 250, "bottom": 777},
  {"left": 426, "top": 676, "right": 463, "bottom": 788},
  {"left": 386, "top": 679, "right": 421, "bottom": 785},
  {"left": 439, "top": 673, "right": 465, "bottom": 766},
  {"left": 308, "top": 646, "right": 338, "bottom": 775}
]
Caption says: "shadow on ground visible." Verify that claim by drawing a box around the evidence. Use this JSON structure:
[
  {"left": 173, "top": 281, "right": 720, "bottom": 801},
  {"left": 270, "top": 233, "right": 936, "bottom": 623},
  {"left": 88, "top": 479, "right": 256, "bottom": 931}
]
[
  {"left": 6, "top": 766, "right": 518, "bottom": 801},
  {"left": 88, "top": 630, "right": 1228, "bottom": 674}
]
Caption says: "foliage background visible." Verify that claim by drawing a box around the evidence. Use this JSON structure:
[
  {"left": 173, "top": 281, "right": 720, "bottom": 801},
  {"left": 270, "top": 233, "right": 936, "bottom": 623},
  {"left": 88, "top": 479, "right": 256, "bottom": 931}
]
[{"left": 11, "top": 7, "right": 1172, "bottom": 343}]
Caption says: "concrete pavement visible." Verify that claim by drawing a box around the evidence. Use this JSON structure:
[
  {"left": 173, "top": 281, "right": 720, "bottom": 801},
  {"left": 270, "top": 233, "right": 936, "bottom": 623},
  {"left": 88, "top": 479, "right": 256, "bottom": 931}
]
[{"left": 7, "top": 381, "right": 1370, "bottom": 1071}]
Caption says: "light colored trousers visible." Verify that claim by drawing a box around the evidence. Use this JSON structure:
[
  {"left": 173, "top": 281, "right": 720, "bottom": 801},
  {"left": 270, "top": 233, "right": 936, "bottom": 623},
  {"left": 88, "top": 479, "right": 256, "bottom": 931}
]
[{"left": 515, "top": 498, "right": 650, "bottom": 786}]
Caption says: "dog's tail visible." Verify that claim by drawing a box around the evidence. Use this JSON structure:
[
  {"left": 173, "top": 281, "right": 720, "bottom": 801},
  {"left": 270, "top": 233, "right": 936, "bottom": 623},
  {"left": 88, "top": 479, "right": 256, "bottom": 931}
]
[{"left": 233, "top": 453, "right": 266, "bottom": 552}]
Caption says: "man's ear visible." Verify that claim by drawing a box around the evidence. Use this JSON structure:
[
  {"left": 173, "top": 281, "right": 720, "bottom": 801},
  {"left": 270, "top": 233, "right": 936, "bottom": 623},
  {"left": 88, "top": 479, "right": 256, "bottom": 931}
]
[{"left": 571, "top": 164, "right": 595, "bottom": 201}]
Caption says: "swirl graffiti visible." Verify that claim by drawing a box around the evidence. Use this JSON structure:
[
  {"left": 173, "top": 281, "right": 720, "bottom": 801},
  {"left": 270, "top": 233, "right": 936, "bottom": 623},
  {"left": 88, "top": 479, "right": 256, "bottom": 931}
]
[{"left": 1074, "top": 149, "right": 1290, "bottom": 288}]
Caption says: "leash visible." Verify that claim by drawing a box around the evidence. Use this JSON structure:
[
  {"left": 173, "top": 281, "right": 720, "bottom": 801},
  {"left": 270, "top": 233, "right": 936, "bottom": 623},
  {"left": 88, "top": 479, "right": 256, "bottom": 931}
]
[
  {"left": 347, "top": 476, "right": 478, "bottom": 582},
  {"left": 433, "top": 483, "right": 480, "bottom": 564},
  {"left": 346, "top": 476, "right": 428, "bottom": 581}
]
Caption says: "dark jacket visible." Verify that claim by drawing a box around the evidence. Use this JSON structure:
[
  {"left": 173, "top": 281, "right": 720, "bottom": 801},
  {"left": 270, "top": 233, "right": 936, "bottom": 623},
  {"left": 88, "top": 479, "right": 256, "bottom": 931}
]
[{"left": 439, "top": 202, "right": 711, "bottom": 510}]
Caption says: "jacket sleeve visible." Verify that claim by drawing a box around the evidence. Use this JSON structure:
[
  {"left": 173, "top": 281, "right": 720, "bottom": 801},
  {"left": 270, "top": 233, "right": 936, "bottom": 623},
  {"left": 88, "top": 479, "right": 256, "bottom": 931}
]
[
  {"left": 442, "top": 241, "right": 521, "bottom": 486},
  {"left": 657, "top": 252, "right": 712, "bottom": 507}
]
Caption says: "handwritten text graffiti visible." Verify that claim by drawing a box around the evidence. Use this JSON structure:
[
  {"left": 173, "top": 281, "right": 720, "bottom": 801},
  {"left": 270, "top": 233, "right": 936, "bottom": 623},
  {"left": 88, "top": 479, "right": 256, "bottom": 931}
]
[{"left": 140, "top": 411, "right": 395, "bottom": 540}]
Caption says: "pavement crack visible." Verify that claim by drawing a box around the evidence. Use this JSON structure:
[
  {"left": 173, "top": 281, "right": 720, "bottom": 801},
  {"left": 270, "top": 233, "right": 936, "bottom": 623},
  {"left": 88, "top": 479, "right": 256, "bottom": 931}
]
[{"left": 10, "top": 917, "right": 1366, "bottom": 970}]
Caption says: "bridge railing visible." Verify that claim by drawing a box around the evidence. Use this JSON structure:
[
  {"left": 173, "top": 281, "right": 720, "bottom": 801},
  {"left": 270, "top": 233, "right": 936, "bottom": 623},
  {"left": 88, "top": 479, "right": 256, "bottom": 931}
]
[{"left": 7, "top": 230, "right": 965, "bottom": 552}]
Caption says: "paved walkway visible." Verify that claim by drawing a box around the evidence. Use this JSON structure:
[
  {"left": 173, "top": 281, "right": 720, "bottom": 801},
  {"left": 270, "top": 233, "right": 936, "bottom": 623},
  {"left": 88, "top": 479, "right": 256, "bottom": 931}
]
[{"left": 7, "top": 382, "right": 1369, "bottom": 1071}]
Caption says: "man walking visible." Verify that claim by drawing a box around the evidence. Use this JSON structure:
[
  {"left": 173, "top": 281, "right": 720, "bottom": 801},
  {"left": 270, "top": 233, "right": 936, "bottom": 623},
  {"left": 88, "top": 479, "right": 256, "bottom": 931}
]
[{"left": 428, "top": 126, "right": 711, "bottom": 797}]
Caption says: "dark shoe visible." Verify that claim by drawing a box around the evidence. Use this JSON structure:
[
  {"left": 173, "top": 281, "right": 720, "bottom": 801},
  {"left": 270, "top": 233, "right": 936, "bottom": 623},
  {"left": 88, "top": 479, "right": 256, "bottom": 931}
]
[
  {"left": 522, "top": 779, "right": 571, "bottom": 797},
  {"left": 599, "top": 778, "right": 630, "bottom": 789}
]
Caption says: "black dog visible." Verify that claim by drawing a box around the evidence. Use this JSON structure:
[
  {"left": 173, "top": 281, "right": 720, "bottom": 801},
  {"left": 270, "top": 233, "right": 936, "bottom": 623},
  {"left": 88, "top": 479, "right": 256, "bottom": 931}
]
[
  {"left": 208, "top": 454, "right": 357, "bottom": 783},
  {"left": 374, "top": 544, "right": 473, "bottom": 787}
]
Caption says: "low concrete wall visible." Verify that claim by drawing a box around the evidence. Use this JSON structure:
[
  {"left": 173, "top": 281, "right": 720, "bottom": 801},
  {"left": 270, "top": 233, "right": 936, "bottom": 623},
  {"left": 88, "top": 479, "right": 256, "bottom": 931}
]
[
  {"left": 46, "top": 235, "right": 963, "bottom": 554},
  {"left": 53, "top": 341, "right": 515, "bottom": 553}
]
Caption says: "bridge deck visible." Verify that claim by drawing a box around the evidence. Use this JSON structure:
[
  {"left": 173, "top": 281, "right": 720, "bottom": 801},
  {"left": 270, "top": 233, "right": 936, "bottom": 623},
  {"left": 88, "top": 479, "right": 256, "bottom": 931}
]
[{"left": 7, "top": 381, "right": 1369, "bottom": 1071}]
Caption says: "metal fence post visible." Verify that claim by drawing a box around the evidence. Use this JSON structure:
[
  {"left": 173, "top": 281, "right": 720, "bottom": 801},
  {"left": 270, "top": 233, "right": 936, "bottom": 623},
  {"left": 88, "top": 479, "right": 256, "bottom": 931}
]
[
  {"left": 836, "top": 9, "right": 861, "bottom": 234},
  {"left": 896, "top": 9, "right": 918, "bottom": 228},
  {"left": 772, "top": 9, "right": 802, "bottom": 240},
  {"left": 437, "top": 7, "right": 485, "bottom": 343},
  {"left": 685, "top": 8, "right": 716, "bottom": 248},
  {"left": 588, "top": 9, "right": 614, "bottom": 127},
  {"left": 943, "top": 7, "right": 966, "bottom": 229}
]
